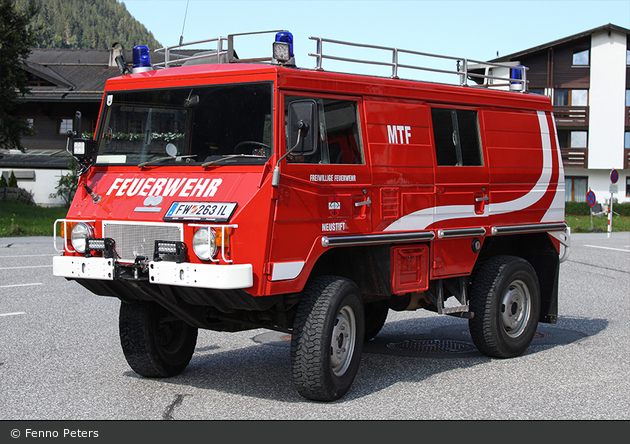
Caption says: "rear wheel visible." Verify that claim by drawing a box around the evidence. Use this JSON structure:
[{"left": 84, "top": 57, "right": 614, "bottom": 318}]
[
  {"left": 119, "top": 301, "right": 198, "bottom": 377},
  {"left": 291, "top": 276, "right": 365, "bottom": 401},
  {"left": 469, "top": 256, "right": 540, "bottom": 358}
]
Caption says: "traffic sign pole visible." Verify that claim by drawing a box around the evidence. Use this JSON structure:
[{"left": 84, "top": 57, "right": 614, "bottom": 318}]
[
  {"left": 608, "top": 196, "right": 613, "bottom": 238},
  {"left": 587, "top": 189, "right": 596, "bottom": 231},
  {"left": 608, "top": 170, "right": 618, "bottom": 239},
  {"left": 608, "top": 199, "right": 613, "bottom": 238}
]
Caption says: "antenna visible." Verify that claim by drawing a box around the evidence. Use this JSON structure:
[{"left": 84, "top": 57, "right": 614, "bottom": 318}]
[{"left": 179, "top": 0, "right": 190, "bottom": 46}]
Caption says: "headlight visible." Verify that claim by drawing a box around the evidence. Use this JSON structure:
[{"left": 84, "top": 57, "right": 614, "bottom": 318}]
[
  {"left": 71, "top": 222, "right": 94, "bottom": 254},
  {"left": 192, "top": 227, "right": 216, "bottom": 261}
]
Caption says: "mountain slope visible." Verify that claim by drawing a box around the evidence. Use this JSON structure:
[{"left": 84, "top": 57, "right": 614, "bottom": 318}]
[{"left": 14, "top": 0, "right": 162, "bottom": 49}]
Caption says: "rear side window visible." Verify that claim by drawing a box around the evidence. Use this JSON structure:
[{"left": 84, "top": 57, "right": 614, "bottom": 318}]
[{"left": 431, "top": 108, "right": 483, "bottom": 166}]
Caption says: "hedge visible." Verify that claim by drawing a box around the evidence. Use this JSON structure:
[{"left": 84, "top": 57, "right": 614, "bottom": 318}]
[
  {"left": 565, "top": 201, "right": 630, "bottom": 217},
  {"left": 565, "top": 201, "right": 591, "bottom": 216},
  {"left": 614, "top": 202, "right": 630, "bottom": 217}
]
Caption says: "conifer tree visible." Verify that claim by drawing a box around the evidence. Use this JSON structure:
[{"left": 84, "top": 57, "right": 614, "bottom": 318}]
[
  {"left": 8, "top": 170, "right": 18, "bottom": 187},
  {"left": 14, "top": 0, "right": 162, "bottom": 50}
]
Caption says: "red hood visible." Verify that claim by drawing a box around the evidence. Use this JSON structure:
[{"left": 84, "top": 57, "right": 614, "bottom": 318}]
[{"left": 67, "top": 167, "right": 266, "bottom": 223}]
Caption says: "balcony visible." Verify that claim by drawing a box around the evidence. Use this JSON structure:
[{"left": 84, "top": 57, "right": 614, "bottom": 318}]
[
  {"left": 553, "top": 106, "right": 589, "bottom": 127},
  {"left": 625, "top": 148, "right": 630, "bottom": 170},
  {"left": 561, "top": 147, "right": 588, "bottom": 169},
  {"left": 626, "top": 107, "right": 630, "bottom": 127}
]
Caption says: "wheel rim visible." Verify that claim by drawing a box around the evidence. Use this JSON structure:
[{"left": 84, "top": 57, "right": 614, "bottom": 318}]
[
  {"left": 156, "top": 317, "right": 187, "bottom": 355},
  {"left": 330, "top": 305, "right": 357, "bottom": 377},
  {"left": 499, "top": 279, "right": 532, "bottom": 338}
]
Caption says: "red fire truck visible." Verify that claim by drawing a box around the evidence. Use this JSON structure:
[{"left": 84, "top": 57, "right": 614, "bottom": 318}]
[{"left": 53, "top": 31, "right": 570, "bottom": 401}]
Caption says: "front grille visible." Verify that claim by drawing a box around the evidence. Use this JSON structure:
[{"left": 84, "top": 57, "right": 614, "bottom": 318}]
[{"left": 102, "top": 221, "right": 183, "bottom": 263}]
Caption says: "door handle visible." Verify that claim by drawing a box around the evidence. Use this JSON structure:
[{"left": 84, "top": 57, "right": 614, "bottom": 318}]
[
  {"left": 475, "top": 196, "right": 489, "bottom": 202},
  {"left": 355, "top": 197, "right": 372, "bottom": 207}
]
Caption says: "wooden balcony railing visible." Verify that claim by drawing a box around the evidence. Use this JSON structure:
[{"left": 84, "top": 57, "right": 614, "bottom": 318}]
[
  {"left": 553, "top": 106, "right": 589, "bottom": 127},
  {"left": 561, "top": 147, "right": 588, "bottom": 169}
]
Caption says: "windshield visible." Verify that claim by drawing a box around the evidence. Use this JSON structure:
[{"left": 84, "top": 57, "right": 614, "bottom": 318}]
[{"left": 95, "top": 82, "right": 273, "bottom": 166}]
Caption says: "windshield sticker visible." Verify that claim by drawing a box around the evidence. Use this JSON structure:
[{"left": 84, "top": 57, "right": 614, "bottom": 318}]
[
  {"left": 164, "top": 202, "right": 237, "bottom": 222},
  {"left": 106, "top": 177, "right": 222, "bottom": 198}
]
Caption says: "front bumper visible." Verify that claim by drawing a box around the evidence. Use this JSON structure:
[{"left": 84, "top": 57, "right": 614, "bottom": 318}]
[{"left": 53, "top": 255, "right": 253, "bottom": 290}]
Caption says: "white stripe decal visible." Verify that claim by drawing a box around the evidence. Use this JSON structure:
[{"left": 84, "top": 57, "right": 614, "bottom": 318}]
[
  {"left": 385, "top": 111, "right": 559, "bottom": 232},
  {"left": 542, "top": 113, "right": 566, "bottom": 222}
]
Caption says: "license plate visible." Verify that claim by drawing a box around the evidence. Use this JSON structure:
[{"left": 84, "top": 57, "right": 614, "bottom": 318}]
[{"left": 163, "top": 202, "right": 237, "bottom": 222}]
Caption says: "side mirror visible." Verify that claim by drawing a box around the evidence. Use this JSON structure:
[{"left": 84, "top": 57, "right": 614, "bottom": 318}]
[
  {"left": 115, "top": 54, "right": 130, "bottom": 75},
  {"left": 73, "top": 110, "right": 82, "bottom": 138},
  {"left": 288, "top": 99, "right": 318, "bottom": 156}
]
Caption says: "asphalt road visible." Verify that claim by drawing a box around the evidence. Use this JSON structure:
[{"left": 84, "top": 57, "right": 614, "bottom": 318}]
[{"left": 0, "top": 233, "right": 628, "bottom": 422}]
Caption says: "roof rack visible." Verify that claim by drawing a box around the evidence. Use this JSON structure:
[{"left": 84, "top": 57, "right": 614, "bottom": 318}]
[
  {"left": 153, "top": 30, "right": 288, "bottom": 68},
  {"left": 308, "top": 36, "right": 528, "bottom": 92},
  {"left": 152, "top": 31, "right": 528, "bottom": 92}
]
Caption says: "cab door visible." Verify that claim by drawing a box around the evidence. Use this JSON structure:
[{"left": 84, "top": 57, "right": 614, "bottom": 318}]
[{"left": 270, "top": 93, "right": 371, "bottom": 276}]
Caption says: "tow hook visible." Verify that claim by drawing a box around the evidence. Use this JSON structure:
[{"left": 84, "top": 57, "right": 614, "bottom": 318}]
[{"left": 133, "top": 256, "right": 150, "bottom": 280}]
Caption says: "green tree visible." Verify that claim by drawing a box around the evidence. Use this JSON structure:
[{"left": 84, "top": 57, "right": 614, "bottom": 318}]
[
  {"left": 0, "top": 0, "right": 37, "bottom": 151},
  {"left": 50, "top": 158, "right": 78, "bottom": 205},
  {"left": 8, "top": 170, "right": 18, "bottom": 187}
]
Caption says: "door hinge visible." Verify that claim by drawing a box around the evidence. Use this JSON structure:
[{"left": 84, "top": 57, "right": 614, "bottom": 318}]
[{"left": 263, "top": 263, "right": 273, "bottom": 276}]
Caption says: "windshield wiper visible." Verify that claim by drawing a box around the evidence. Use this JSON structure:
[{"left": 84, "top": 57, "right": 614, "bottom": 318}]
[
  {"left": 138, "top": 154, "right": 196, "bottom": 168},
  {"left": 201, "top": 154, "right": 266, "bottom": 168}
]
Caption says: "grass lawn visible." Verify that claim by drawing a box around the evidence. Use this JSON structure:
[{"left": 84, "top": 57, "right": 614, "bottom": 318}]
[
  {"left": 0, "top": 200, "right": 69, "bottom": 237},
  {"left": 566, "top": 213, "right": 630, "bottom": 233}
]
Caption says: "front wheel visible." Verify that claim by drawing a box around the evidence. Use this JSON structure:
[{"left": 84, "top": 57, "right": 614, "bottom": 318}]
[
  {"left": 291, "top": 276, "right": 365, "bottom": 401},
  {"left": 469, "top": 256, "right": 541, "bottom": 358},
  {"left": 119, "top": 301, "right": 198, "bottom": 377}
]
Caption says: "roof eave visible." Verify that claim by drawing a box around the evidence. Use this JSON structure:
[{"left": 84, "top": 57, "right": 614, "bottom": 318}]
[{"left": 491, "top": 23, "right": 630, "bottom": 62}]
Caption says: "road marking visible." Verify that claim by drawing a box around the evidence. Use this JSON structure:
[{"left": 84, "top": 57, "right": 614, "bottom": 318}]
[
  {"left": 0, "top": 254, "right": 55, "bottom": 259},
  {"left": 585, "top": 245, "right": 630, "bottom": 253},
  {"left": 0, "top": 312, "right": 26, "bottom": 317},
  {"left": 0, "top": 265, "right": 52, "bottom": 270},
  {"left": 0, "top": 283, "right": 43, "bottom": 289}
]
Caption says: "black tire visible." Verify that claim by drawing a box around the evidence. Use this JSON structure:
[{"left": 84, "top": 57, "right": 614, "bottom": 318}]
[
  {"left": 291, "top": 276, "right": 365, "bottom": 401},
  {"left": 119, "top": 301, "right": 198, "bottom": 377},
  {"left": 363, "top": 301, "right": 388, "bottom": 341},
  {"left": 469, "top": 256, "right": 541, "bottom": 358}
]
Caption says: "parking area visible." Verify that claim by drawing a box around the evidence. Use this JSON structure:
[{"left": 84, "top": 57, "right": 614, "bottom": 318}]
[{"left": 0, "top": 233, "right": 629, "bottom": 421}]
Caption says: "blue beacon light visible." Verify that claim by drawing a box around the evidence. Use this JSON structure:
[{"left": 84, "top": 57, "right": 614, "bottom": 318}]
[
  {"left": 132, "top": 45, "right": 152, "bottom": 73},
  {"left": 275, "top": 31, "right": 294, "bottom": 57},
  {"left": 510, "top": 65, "right": 525, "bottom": 91}
]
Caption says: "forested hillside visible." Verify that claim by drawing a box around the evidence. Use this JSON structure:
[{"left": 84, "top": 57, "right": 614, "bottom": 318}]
[{"left": 13, "top": 0, "right": 162, "bottom": 49}]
